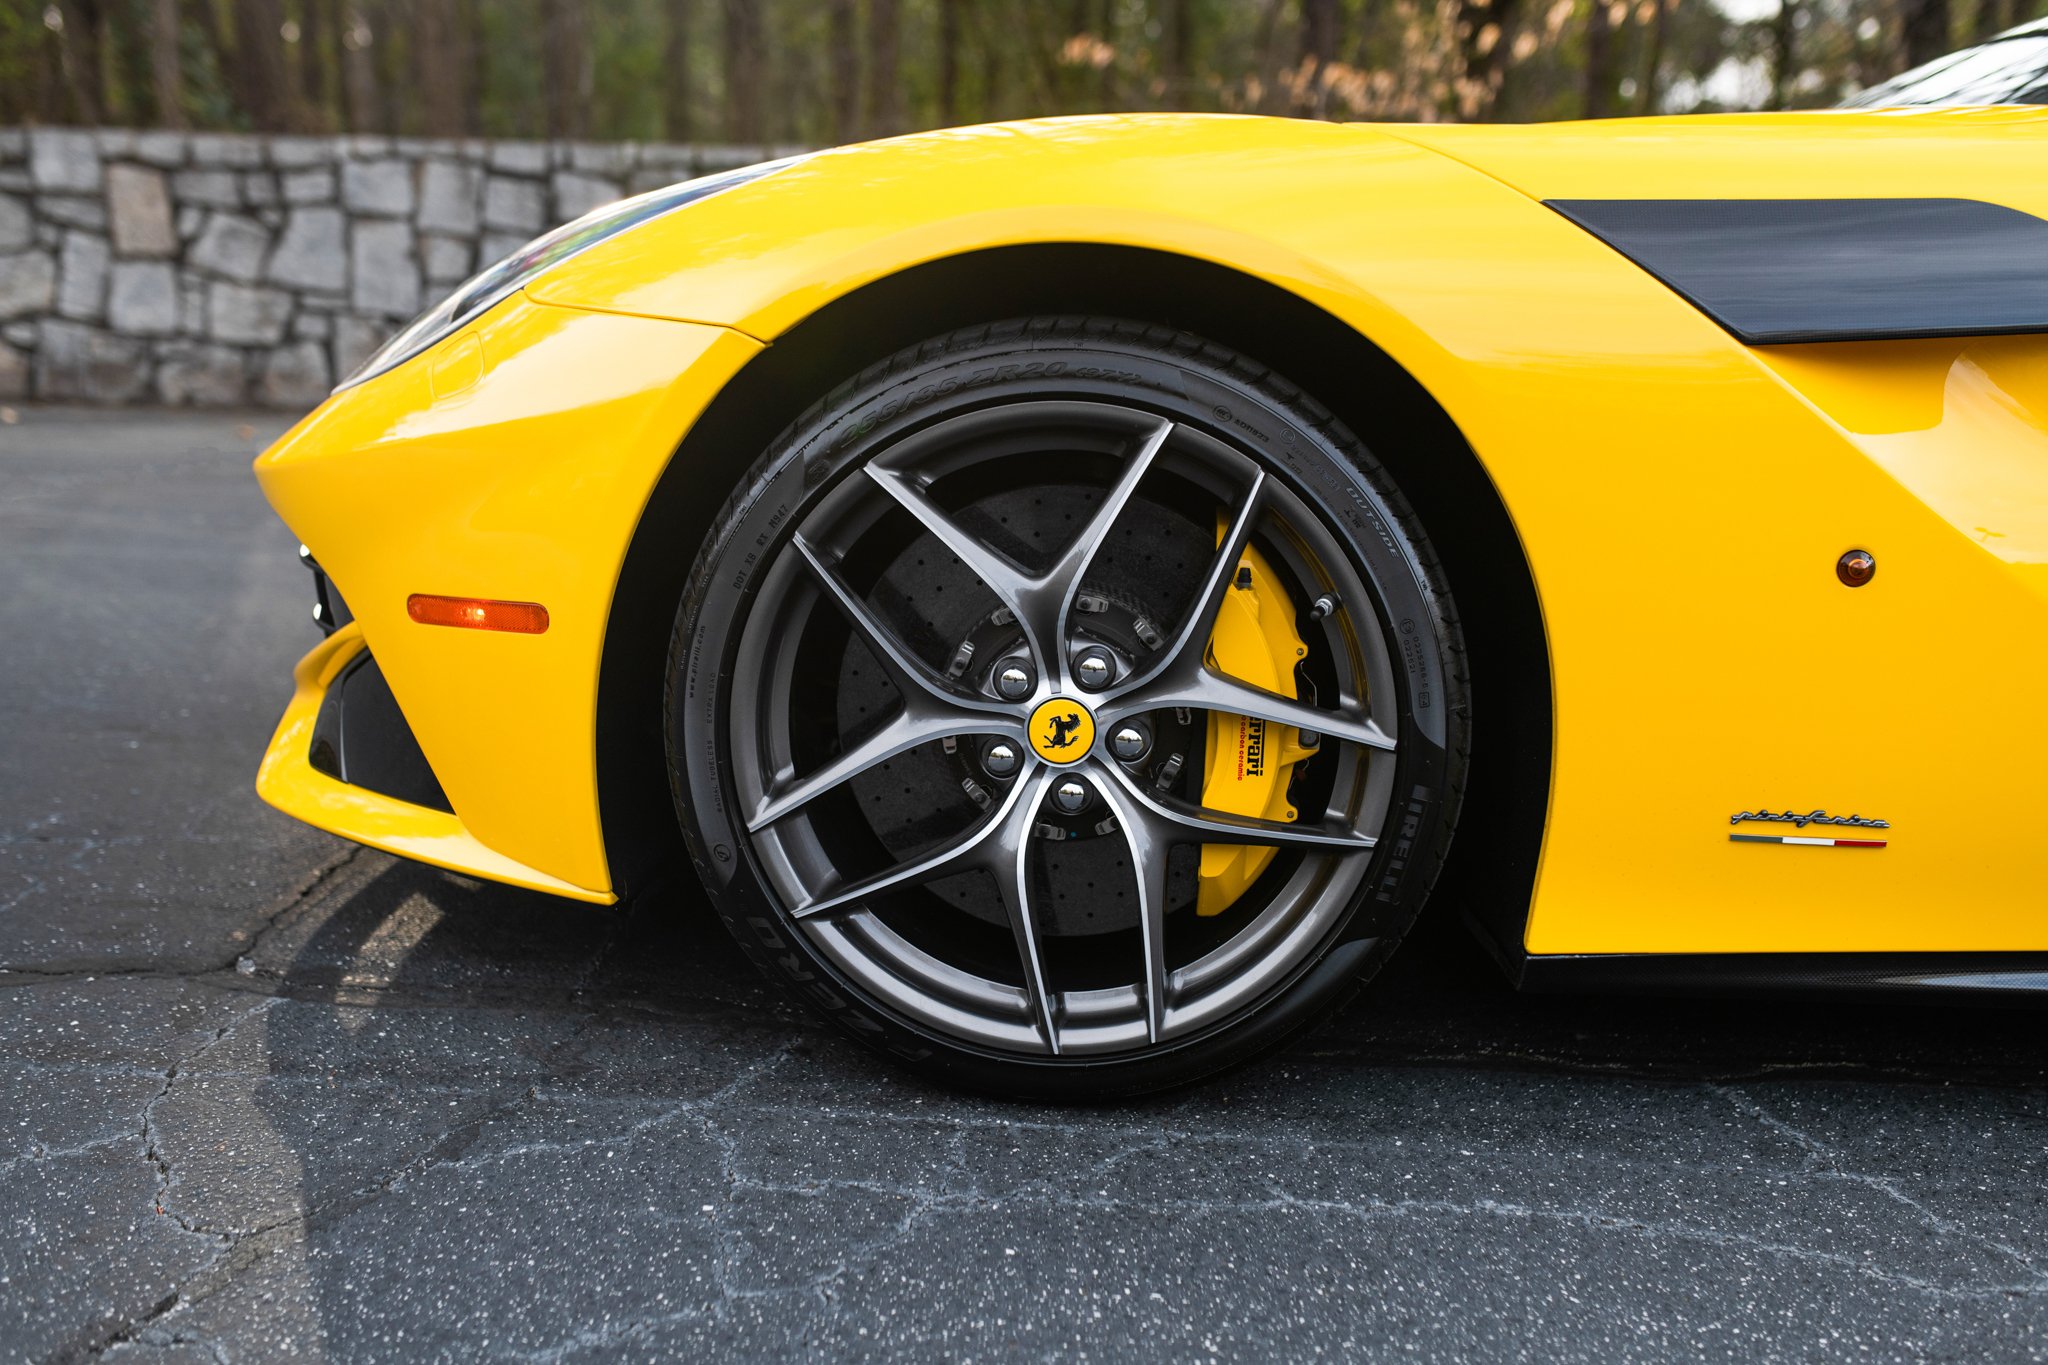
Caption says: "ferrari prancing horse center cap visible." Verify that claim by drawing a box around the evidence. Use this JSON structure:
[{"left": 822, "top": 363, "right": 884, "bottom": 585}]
[{"left": 1027, "top": 698, "right": 1096, "bottom": 765}]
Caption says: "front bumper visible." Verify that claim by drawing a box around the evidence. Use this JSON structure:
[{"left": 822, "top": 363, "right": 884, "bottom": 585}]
[
  {"left": 251, "top": 296, "right": 763, "bottom": 901},
  {"left": 256, "top": 623, "right": 613, "bottom": 903}
]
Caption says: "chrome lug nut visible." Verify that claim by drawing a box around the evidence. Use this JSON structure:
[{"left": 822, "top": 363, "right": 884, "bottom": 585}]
[
  {"left": 982, "top": 741, "right": 1020, "bottom": 778},
  {"left": 994, "top": 660, "right": 1035, "bottom": 700},
  {"left": 1109, "top": 724, "right": 1150, "bottom": 762},
  {"left": 1073, "top": 648, "right": 1114, "bottom": 691},
  {"left": 1052, "top": 779, "right": 1090, "bottom": 814}
]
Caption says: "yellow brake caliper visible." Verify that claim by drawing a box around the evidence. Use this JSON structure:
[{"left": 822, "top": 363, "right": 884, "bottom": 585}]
[{"left": 1196, "top": 536, "right": 1318, "bottom": 916}]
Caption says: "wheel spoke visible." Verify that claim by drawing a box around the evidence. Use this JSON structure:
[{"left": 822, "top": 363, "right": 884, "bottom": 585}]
[
  {"left": 864, "top": 462, "right": 1036, "bottom": 630},
  {"left": 1045, "top": 416, "right": 1174, "bottom": 660},
  {"left": 1106, "top": 470, "right": 1267, "bottom": 700},
  {"left": 870, "top": 417, "right": 1182, "bottom": 687},
  {"left": 791, "top": 532, "right": 1010, "bottom": 716},
  {"left": 1086, "top": 767, "right": 1172, "bottom": 1043},
  {"left": 1111, "top": 667, "right": 1396, "bottom": 754},
  {"left": 747, "top": 706, "right": 1025, "bottom": 832},
  {"left": 994, "top": 771, "right": 1062, "bottom": 1053},
  {"left": 1099, "top": 763, "right": 1376, "bottom": 851},
  {"left": 790, "top": 765, "right": 1044, "bottom": 919}
]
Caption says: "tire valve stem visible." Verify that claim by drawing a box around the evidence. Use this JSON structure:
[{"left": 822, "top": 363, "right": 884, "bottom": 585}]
[
  {"left": 960, "top": 777, "right": 993, "bottom": 811},
  {"left": 946, "top": 639, "right": 975, "bottom": 679},
  {"left": 1154, "top": 751, "right": 1185, "bottom": 792},
  {"left": 1307, "top": 594, "right": 1339, "bottom": 622}
]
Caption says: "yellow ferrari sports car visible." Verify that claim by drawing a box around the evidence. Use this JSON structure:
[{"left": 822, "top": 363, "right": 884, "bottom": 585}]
[{"left": 253, "top": 56, "right": 2048, "bottom": 1094}]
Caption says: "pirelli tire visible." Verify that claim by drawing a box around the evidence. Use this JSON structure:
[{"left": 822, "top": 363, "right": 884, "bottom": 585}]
[{"left": 667, "top": 316, "right": 1469, "bottom": 1098}]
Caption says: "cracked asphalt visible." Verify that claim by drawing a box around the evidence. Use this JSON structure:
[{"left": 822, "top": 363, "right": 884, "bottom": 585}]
[{"left": 5, "top": 406, "right": 2048, "bottom": 1364}]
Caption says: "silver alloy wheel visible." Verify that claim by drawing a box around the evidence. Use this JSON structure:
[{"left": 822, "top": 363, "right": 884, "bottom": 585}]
[{"left": 728, "top": 399, "right": 1403, "bottom": 1058}]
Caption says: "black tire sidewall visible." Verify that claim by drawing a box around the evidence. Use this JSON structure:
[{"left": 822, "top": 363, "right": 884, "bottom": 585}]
[{"left": 668, "top": 321, "right": 1461, "bottom": 1097}]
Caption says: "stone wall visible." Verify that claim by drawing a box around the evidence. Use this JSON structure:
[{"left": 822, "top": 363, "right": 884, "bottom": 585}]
[{"left": 0, "top": 128, "right": 786, "bottom": 408}]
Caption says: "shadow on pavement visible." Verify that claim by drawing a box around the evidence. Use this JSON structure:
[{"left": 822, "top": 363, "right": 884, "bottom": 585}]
[
  {"left": 259, "top": 854, "right": 2048, "bottom": 1103},
  {"left": 206, "top": 858, "right": 2048, "bottom": 1355}
]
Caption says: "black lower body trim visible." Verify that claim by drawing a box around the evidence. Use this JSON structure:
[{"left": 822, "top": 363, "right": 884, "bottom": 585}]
[
  {"left": 309, "top": 651, "right": 453, "bottom": 813},
  {"left": 1518, "top": 951, "right": 2048, "bottom": 1002}
]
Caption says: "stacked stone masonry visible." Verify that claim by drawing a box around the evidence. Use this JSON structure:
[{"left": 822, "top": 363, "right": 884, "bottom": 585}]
[{"left": 0, "top": 128, "right": 786, "bottom": 407}]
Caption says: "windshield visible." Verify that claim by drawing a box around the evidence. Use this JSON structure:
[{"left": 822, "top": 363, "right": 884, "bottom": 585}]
[{"left": 1842, "top": 28, "right": 2048, "bottom": 107}]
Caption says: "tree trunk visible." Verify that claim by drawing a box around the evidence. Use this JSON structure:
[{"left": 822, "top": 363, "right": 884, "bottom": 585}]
[
  {"left": 1901, "top": 0, "right": 1950, "bottom": 69},
  {"left": 231, "top": 0, "right": 292, "bottom": 129},
  {"left": 1975, "top": 0, "right": 2012, "bottom": 41},
  {"left": 1458, "top": 0, "right": 1523, "bottom": 119},
  {"left": 866, "top": 0, "right": 903, "bottom": 135},
  {"left": 1301, "top": 0, "right": 1340, "bottom": 64},
  {"left": 414, "top": 0, "right": 466, "bottom": 136},
  {"left": 1095, "top": 0, "right": 1115, "bottom": 108},
  {"left": 721, "top": 0, "right": 765, "bottom": 144},
  {"left": 1770, "top": 0, "right": 1798, "bottom": 109},
  {"left": 0, "top": 25, "right": 34, "bottom": 123},
  {"left": 1636, "top": 0, "right": 1671, "bottom": 113},
  {"left": 977, "top": 0, "right": 1002, "bottom": 119},
  {"left": 540, "top": 0, "right": 591, "bottom": 139},
  {"left": 340, "top": 5, "right": 380, "bottom": 133},
  {"left": 297, "top": 0, "right": 332, "bottom": 128},
  {"left": 939, "top": 0, "right": 962, "bottom": 125},
  {"left": 1162, "top": 0, "right": 1194, "bottom": 104},
  {"left": 825, "top": 0, "right": 857, "bottom": 139},
  {"left": 459, "top": 0, "right": 485, "bottom": 133},
  {"left": 149, "top": 0, "right": 187, "bottom": 127},
  {"left": 105, "top": 3, "right": 157, "bottom": 123},
  {"left": 1298, "top": 0, "right": 1338, "bottom": 113},
  {"left": 665, "top": 0, "right": 696, "bottom": 141},
  {"left": 1582, "top": 0, "right": 1613, "bottom": 117},
  {"left": 1051, "top": 0, "right": 1087, "bottom": 113},
  {"left": 374, "top": 0, "right": 408, "bottom": 131},
  {"left": 30, "top": 17, "right": 71, "bottom": 123},
  {"left": 53, "top": 0, "right": 106, "bottom": 124},
  {"left": 1251, "top": 0, "right": 1286, "bottom": 113},
  {"left": 206, "top": 0, "right": 236, "bottom": 95}
]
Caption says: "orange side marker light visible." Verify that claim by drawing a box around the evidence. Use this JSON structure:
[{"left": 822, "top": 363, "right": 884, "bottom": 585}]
[{"left": 406, "top": 594, "right": 550, "bottom": 634}]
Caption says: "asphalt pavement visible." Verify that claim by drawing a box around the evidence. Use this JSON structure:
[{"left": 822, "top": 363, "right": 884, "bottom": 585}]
[{"left": 5, "top": 405, "right": 2048, "bottom": 1364}]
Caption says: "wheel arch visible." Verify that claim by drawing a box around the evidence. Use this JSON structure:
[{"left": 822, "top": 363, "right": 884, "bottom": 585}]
[{"left": 597, "top": 242, "right": 1549, "bottom": 963}]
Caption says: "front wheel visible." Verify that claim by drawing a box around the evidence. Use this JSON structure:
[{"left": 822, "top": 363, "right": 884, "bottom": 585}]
[{"left": 668, "top": 318, "right": 1467, "bottom": 1097}]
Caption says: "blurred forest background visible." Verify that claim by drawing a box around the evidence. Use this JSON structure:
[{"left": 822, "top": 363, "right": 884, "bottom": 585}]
[{"left": 2, "top": 0, "right": 2043, "bottom": 142}]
